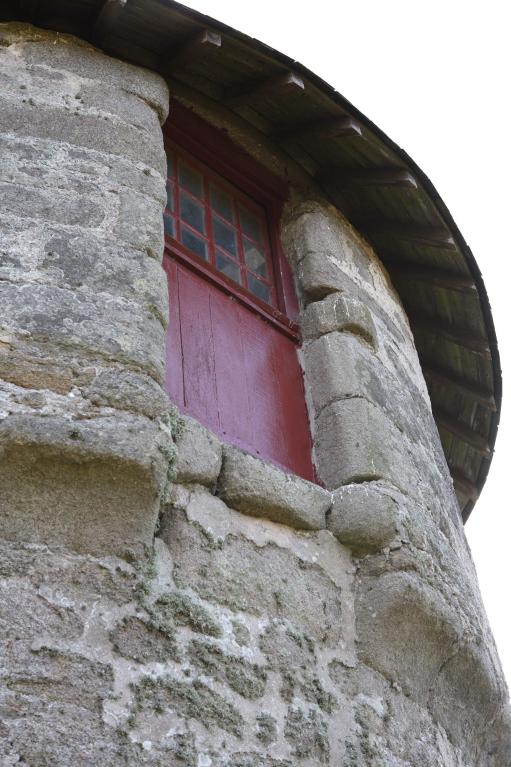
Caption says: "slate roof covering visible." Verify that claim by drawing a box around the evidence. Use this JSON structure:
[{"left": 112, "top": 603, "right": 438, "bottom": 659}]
[{"left": 1, "top": 0, "right": 501, "bottom": 520}]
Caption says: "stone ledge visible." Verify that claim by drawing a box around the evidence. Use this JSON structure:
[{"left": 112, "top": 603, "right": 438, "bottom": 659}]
[
  {"left": 327, "top": 481, "right": 402, "bottom": 553},
  {"left": 301, "top": 292, "right": 376, "bottom": 346},
  {"left": 216, "top": 444, "right": 331, "bottom": 530},
  {"left": 0, "top": 411, "right": 173, "bottom": 555},
  {"left": 173, "top": 414, "right": 222, "bottom": 488}
]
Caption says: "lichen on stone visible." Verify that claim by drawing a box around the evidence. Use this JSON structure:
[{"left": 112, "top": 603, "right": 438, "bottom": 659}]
[
  {"left": 188, "top": 639, "right": 267, "bottom": 700},
  {"left": 109, "top": 615, "right": 179, "bottom": 664},
  {"left": 149, "top": 590, "right": 222, "bottom": 638},
  {"left": 284, "top": 707, "right": 329, "bottom": 763},
  {"left": 133, "top": 676, "right": 244, "bottom": 737},
  {"left": 255, "top": 713, "right": 277, "bottom": 745}
]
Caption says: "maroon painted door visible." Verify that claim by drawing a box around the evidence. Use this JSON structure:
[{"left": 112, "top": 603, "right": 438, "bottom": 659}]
[{"left": 164, "top": 255, "right": 315, "bottom": 482}]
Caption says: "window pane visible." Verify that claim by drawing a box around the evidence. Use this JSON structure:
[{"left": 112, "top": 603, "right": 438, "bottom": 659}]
[
  {"left": 164, "top": 214, "right": 175, "bottom": 237},
  {"left": 213, "top": 217, "right": 238, "bottom": 258},
  {"left": 248, "top": 274, "right": 271, "bottom": 304},
  {"left": 180, "top": 191, "right": 205, "bottom": 233},
  {"left": 211, "top": 185, "right": 234, "bottom": 222},
  {"left": 178, "top": 161, "right": 204, "bottom": 198},
  {"left": 166, "top": 182, "right": 174, "bottom": 212},
  {"left": 240, "top": 206, "right": 263, "bottom": 243},
  {"left": 167, "top": 155, "right": 175, "bottom": 179},
  {"left": 216, "top": 251, "right": 241, "bottom": 284},
  {"left": 181, "top": 226, "right": 208, "bottom": 260},
  {"left": 243, "top": 238, "right": 267, "bottom": 277}
]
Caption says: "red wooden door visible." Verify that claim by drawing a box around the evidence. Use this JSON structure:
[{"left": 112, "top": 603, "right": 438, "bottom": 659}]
[{"left": 164, "top": 255, "right": 315, "bottom": 481}]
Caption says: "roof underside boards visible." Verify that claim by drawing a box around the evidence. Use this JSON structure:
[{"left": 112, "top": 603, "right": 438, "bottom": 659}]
[{"left": 0, "top": 0, "right": 501, "bottom": 521}]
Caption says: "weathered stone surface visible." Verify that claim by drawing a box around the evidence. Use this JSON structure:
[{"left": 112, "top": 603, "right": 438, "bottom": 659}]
[
  {"left": 2, "top": 25, "right": 168, "bottom": 120},
  {"left": 301, "top": 291, "right": 377, "bottom": 344},
  {"left": 328, "top": 481, "right": 401, "bottom": 553},
  {"left": 0, "top": 23, "right": 172, "bottom": 559},
  {"left": 303, "top": 330, "right": 434, "bottom": 447},
  {"left": 0, "top": 412, "right": 173, "bottom": 554},
  {"left": 160, "top": 490, "right": 353, "bottom": 649},
  {"left": 0, "top": 281, "right": 166, "bottom": 382},
  {"left": 295, "top": 249, "right": 346, "bottom": 301},
  {"left": 217, "top": 445, "right": 330, "bottom": 530},
  {"left": 315, "top": 397, "right": 418, "bottom": 491},
  {"left": 0, "top": 644, "right": 113, "bottom": 712},
  {"left": 84, "top": 368, "right": 170, "bottom": 417},
  {"left": 174, "top": 415, "right": 222, "bottom": 486}
]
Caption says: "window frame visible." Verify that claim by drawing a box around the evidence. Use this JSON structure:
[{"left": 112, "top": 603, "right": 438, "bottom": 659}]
[{"left": 163, "top": 100, "right": 300, "bottom": 341}]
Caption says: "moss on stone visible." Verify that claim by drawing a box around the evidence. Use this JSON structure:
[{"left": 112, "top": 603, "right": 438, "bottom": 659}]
[
  {"left": 284, "top": 707, "right": 329, "bottom": 763},
  {"left": 110, "top": 615, "right": 179, "bottom": 664},
  {"left": 228, "top": 754, "right": 292, "bottom": 767},
  {"left": 168, "top": 732, "right": 198, "bottom": 765},
  {"left": 255, "top": 713, "right": 277, "bottom": 746},
  {"left": 188, "top": 639, "right": 267, "bottom": 700},
  {"left": 151, "top": 591, "right": 222, "bottom": 638},
  {"left": 232, "top": 620, "right": 250, "bottom": 647},
  {"left": 135, "top": 676, "right": 244, "bottom": 737}
]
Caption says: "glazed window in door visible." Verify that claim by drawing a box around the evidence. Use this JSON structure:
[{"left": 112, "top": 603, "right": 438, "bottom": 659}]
[{"left": 163, "top": 112, "right": 314, "bottom": 482}]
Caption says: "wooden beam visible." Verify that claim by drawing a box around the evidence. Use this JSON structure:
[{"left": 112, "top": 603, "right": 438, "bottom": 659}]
[
  {"left": 434, "top": 408, "right": 492, "bottom": 456},
  {"left": 93, "top": 0, "right": 127, "bottom": 44},
  {"left": 364, "top": 223, "right": 457, "bottom": 250},
  {"left": 450, "top": 469, "right": 479, "bottom": 502},
  {"left": 275, "top": 115, "right": 362, "bottom": 143},
  {"left": 411, "top": 316, "right": 491, "bottom": 355},
  {"left": 162, "top": 29, "right": 222, "bottom": 72},
  {"left": 317, "top": 166, "right": 417, "bottom": 189},
  {"left": 388, "top": 264, "right": 477, "bottom": 294},
  {"left": 223, "top": 71, "right": 305, "bottom": 105},
  {"left": 423, "top": 363, "right": 496, "bottom": 410}
]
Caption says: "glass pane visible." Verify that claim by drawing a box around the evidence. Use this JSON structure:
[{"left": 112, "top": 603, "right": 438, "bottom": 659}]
[
  {"left": 178, "top": 161, "right": 204, "bottom": 198},
  {"left": 248, "top": 274, "right": 271, "bottom": 304},
  {"left": 243, "top": 238, "right": 267, "bottom": 277},
  {"left": 166, "top": 182, "right": 174, "bottom": 212},
  {"left": 180, "top": 191, "right": 205, "bottom": 233},
  {"left": 240, "top": 205, "right": 263, "bottom": 243},
  {"left": 213, "top": 217, "right": 238, "bottom": 258},
  {"left": 164, "top": 214, "right": 175, "bottom": 237},
  {"left": 216, "top": 251, "right": 241, "bottom": 284},
  {"left": 211, "top": 185, "right": 234, "bottom": 222},
  {"left": 181, "top": 226, "right": 208, "bottom": 260},
  {"left": 167, "top": 155, "right": 175, "bottom": 179}
]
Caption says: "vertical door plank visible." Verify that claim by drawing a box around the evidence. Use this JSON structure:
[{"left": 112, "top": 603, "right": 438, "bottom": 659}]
[
  {"left": 176, "top": 264, "right": 220, "bottom": 432},
  {"left": 210, "top": 293, "right": 253, "bottom": 448}
]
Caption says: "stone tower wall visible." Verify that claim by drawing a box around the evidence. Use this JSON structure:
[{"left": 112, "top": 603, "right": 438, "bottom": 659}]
[{"left": 0, "top": 25, "right": 509, "bottom": 767}]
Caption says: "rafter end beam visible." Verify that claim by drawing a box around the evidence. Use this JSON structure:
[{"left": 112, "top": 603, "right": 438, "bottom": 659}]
[
  {"left": 423, "top": 363, "right": 496, "bottom": 410},
  {"left": 389, "top": 264, "right": 477, "bottom": 294},
  {"left": 224, "top": 71, "right": 305, "bottom": 105},
  {"left": 162, "top": 29, "right": 222, "bottom": 71},
  {"left": 93, "top": 0, "right": 127, "bottom": 41},
  {"left": 275, "top": 115, "right": 362, "bottom": 143},
  {"left": 364, "top": 223, "right": 457, "bottom": 250},
  {"left": 317, "top": 166, "right": 417, "bottom": 189}
]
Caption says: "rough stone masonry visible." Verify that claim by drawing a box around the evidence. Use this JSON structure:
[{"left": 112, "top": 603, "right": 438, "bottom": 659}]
[{"left": 0, "top": 23, "right": 510, "bottom": 767}]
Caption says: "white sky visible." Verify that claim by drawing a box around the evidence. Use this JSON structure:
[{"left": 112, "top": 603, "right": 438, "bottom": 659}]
[{"left": 183, "top": 0, "right": 510, "bottom": 687}]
